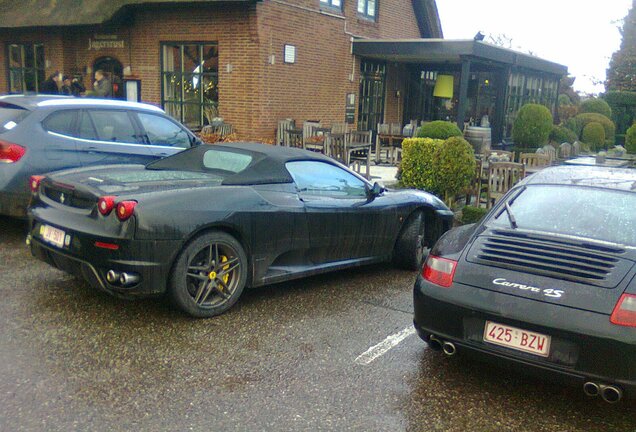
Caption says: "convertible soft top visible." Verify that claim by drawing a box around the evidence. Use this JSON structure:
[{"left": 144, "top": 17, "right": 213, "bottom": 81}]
[{"left": 147, "top": 141, "right": 339, "bottom": 186}]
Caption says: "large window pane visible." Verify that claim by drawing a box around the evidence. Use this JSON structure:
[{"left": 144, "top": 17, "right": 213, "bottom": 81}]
[
  {"left": 89, "top": 110, "right": 140, "bottom": 143},
  {"left": 137, "top": 112, "right": 191, "bottom": 148},
  {"left": 162, "top": 45, "right": 182, "bottom": 73},
  {"left": 6, "top": 43, "right": 45, "bottom": 94}
]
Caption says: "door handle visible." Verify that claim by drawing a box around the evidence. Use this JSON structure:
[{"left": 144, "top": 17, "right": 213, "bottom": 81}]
[{"left": 86, "top": 146, "right": 98, "bottom": 154}]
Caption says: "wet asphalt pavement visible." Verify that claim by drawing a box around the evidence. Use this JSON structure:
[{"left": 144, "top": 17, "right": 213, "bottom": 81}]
[{"left": 1, "top": 216, "right": 636, "bottom": 431}]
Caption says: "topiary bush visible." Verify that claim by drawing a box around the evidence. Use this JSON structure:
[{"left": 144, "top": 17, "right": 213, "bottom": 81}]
[
  {"left": 549, "top": 125, "right": 578, "bottom": 144},
  {"left": 512, "top": 103, "right": 553, "bottom": 149},
  {"left": 582, "top": 122, "right": 606, "bottom": 151},
  {"left": 579, "top": 98, "right": 612, "bottom": 118},
  {"left": 400, "top": 138, "right": 444, "bottom": 192},
  {"left": 417, "top": 120, "right": 463, "bottom": 140},
  {"left": 434, "top": 136, "right": 476, "bottom": 204},
  {"left": 401, "top": 137, "right": 474, "bottom": 205},
  {"left": 565, "top": 112, "right": 616, "bottom": 147},
  {"left": 626, "top": 123, "right": 636, "bottom": 154}
]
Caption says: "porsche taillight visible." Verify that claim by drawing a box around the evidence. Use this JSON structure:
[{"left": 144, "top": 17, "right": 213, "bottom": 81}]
[
  {"left": 116, "top": 200, "right": 137, "bottom": 221},
  {"left": 30, "top": 175, "right": 45, "bottom": 193},
  {"left": 422, "top": 255, "right": 457, "bottom": 288},
  {"left": 610, "top": 294, "right": 636, "bottom": 327},
  {"left": 0, "top": 140, "right": 25, "bottom": 163},
  {"left": 97, "top": 196, "right": 116, "bottom": 216}
]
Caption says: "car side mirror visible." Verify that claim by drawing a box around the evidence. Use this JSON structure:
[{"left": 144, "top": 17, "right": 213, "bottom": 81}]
[{"left": 367, "top": 182, "right": 385, "bottom": 200}]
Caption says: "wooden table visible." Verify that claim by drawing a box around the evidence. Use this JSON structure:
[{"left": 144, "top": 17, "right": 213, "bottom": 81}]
[{"left": 376, "top": 134, "right": 405, "bottom": 164}]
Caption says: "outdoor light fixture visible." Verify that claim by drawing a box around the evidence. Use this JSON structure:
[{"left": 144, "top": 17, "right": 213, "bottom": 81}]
[
  {"left": 433, "top": 75, "right": 454, "bottom": 99},
  {"left": 474, "top": 31, "right": 485, "bottom": 41}
]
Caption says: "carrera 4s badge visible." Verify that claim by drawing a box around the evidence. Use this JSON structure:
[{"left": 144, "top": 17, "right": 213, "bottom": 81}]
[{"left": 492, "top": 278, "right": 564, "bottom": 299}]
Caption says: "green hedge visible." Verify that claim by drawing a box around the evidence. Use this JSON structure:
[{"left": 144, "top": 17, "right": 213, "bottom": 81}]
[
  {"left": 401, "top": 137, "right": 475, "bottom": 204},
  {"left": 581, "top": 122, "right": 606, "bottom": 151},
  {"left": 549, "top": 125, "right": 578, "bottom": 144},
  {"left": 565, "top": 112, "right": 616, "bottom": 147},
  {"left": 579, "top": 98, "right": 612, "bottom": 118},
  {"left": 417, "top": 121, "right": 463, "bottom": 140},
  {"left": 461, "top": 206, "right": 488, "bottom": 225},
  {"left": 627, "top": 124, "right": 636, "bottom": 154},
  {"left": 512, "top": 104, "right": 553, "bottom": 149},
  {"left": 604, "top": 91, "right": 636, "bottom": 135}
]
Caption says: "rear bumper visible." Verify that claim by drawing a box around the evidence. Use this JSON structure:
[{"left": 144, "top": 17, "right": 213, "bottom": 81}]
[
  {"left": 29, "top": 223, "right": 182, "bottom": 298},
  {"left": 413, "top": 276, "right": 636, "bottom": 397},
  {"left": 0, "top": 191, "right": 29, "bottom": 217}
]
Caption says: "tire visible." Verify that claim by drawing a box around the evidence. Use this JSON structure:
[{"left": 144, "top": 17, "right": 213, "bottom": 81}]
[
  {"left": 169, "top": 231, "right": 248, "bottom": 318},
  {"left": 393, "top": 211, "right": 426, "bottom": 271}
]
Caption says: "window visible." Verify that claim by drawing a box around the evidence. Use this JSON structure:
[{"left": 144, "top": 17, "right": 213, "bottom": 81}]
[
  {"left": 161, "top": 43, "right": 219, "bottom": 129},
  {"left": 203, "top": 149, "right": 253, "bottom": 173},
  {"left": 88, "top": 110, "right": 140, "bottom": 143},
  {"left": 78, "top": 111, "right": 98, "bottom": 140},
  {"left": 320, "top": 0, "right": 342, "bottom": 9},
  {"left": 42, "top": 110, "right": 78, "bottom": 136},
  {"left": 357, "top": 0, "right": 377, "bottom": 19},
  {"left": 286, "top": 161, "right": 367, "bottom": 198},
  {"left": 7, "top": 43, "right": 45, "bottom": 93},
  {"left": 137, "top": 113, "right": 191, "bottom": 148}
]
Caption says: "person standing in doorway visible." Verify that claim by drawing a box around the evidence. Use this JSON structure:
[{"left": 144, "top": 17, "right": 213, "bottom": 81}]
[{"left": 93, "top": 70, "right": 112, "bottom": 98}]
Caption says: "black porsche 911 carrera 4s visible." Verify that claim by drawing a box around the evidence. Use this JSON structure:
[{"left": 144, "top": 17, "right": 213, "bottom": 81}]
[
  {"left": 27, "top": 142, "right": 453, "bottom": 317},
  {"left": 414, "top": 165, "right": 636, "bottom": 403}
]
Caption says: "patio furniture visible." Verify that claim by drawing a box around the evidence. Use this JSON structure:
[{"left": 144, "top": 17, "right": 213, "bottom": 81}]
[
  {"left": 303, "top": 121, "right": 322, "bottom": 148},
  {"left": 486, "top": 162, "right": 525, "bottom": 208},
  {"left": 483, "top": 149, "right": 514, "bottom": 162},
  {"left": 376, "top": 123, "right": 405, "bottom": 165},
  {"left": 201, "top": 123, "right": 233, "bottom": 139},
  {"left": 538, "top": 144, "right": 557, "bottom": 164},
  {"left": 519, "top": 153, "right": 550, "bottom": 170},
  {"left": 331, "top": 123, "right": 349, "bottom": 134},
  {"left": 347, "top": 130, "right": 372, "bottom": 179},
  {"left": 326, "top": 132, "right": 347, "bottom": 164},
  {"left": 559, "top": 142, "right": 572, "bottom": 159},
  {"left": 286, "top": 128, "right": 304, "bottom": 149},
  {"left": 276, "top": 119, "right": 295, "bottom": 146},
  {"left": 305, "top": 126, "right": 330, "bottom": 153}
]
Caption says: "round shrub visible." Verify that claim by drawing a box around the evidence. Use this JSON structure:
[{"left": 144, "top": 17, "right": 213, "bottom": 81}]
[
  {"left": 417, "top": 121, "right": 463, "bottom": 140},
  {"left": 565, "top": 112, "right": 616, "bottom": 146},
  {"left": 582, "top": 122, "right": 606, "bottom": 150},
  {"left": 549, "top": 125, "right": 577, "bottom": 144},
  {"left": 626, "top": 123, "right": 636, "bottom": 154},
  {"left": 434, "top": 136, "right": 476, "bottom": 203},
  {"left": 512, "top": 104, "right": 553, "bottom": 149},
  {"left": 579, "top": 98, "right": 612, "bottom": 118},
  {"left": 400, "top": 138, "right": 444, "bottom": 192}
]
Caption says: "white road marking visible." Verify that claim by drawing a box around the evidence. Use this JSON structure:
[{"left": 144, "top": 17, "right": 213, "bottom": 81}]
[{"left": 355, "top": 326, "right": 417, "bottom": 365}]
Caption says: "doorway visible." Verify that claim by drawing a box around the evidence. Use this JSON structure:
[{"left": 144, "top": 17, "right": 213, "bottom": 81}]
[
  {"left": 92, "top": 56, "right": 124, "bottom": 99},
  {"left": 358, "top": 60, "right": 386, "bottom": 133}
]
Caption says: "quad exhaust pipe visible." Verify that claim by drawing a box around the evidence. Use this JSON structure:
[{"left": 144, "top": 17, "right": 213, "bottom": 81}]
[
  {"left": 428, "top": 335, "right": 456, "bottom": 356},
  {"left": 583, "top": 381, "right": 623, "bottom": 403},
  {"left": 106, "top": 270, "right": 140, "bottom": 287}
]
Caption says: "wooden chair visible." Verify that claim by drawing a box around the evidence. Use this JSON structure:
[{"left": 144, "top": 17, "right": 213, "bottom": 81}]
[
  {"left": 331, "top": 123, "right": 349, "bottom": 134},
  {"left": 519, "top": 153, "right": 550, "bottom": 169},
  {"left": 287, "top": 129, "right": 304, "bottom": 149},
  {"left": 327, "top": 133, "right": 347, "bottom": 164},
  {"left": 376, "top": 123, "right": 393, "bottom": 163},
  {"left": 346, "top": 130, "right": 372, "bottom": 179},
  {"left": 559, "top": 142, "right": 572, "bottom": 159},
  {"left": 276, "top": 119, "right": 295, "bottom": 146},
  {"left": 486, "top": 162, "right": 525, "bottom": 208}
]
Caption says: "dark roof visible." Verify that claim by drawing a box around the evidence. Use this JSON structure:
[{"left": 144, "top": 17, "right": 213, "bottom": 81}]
[
  {"left": 522, "top": 165, "right": 636, "bottom": 192},
  {"left": 0, "top": 0, "right": 258, "bottom": 28},
  {"left": 413, "top": 0, "right": 443, "bottom": 38},
  {"left": 352, "top": 39, "right": 567, "bottom": 75},
  {"left": 148, "top": 142, "right": 337, "bottom": 186}
]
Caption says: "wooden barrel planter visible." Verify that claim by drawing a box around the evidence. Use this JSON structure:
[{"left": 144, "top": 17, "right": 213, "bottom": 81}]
[{"left": 464, "top": 126, "right": 491, "bottom": 155}]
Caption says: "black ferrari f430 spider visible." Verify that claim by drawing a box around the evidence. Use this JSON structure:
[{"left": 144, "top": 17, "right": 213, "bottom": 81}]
[{"left": 28, "top": 142, "right": 453, "bottom": 317}]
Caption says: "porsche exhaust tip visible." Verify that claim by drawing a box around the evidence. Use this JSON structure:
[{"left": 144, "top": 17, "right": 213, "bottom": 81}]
[
  {"left": 442, "top": 341, "right": 457, "bottom": 356},
  {"left": 601, "top": 385, "right": 623, "bottom": 404},
  {"left": 583, "top": 382, "right": 600, "bottom": 397},
  {"left": 428, "top": 335, "right": 442, "bottom": 351},
  {"left": 106, "top": 270, "right": 120, "bottom": 284},
  {"left": 119, "top": 272, "right": 140, "bottom": 287}
]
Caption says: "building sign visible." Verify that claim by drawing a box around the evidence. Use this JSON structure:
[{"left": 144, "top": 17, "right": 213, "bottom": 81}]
[
  {"left": 88, "top": 34, "right": 125, "bottom": 50},
  {"left": 284, "top": 44, "right": 296, "bottom": 64}
]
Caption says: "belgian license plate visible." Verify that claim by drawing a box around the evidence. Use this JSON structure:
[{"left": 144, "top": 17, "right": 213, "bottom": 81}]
[
  {"left": 41, "top": 225, "right": 66, "bottom": 248},
  {"left": 483, "top": 321, "right": 551, "bottom": 357}
]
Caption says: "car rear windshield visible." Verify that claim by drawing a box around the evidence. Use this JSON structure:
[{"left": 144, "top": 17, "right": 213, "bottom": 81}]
[
  {"left": 0, "top": 103, "right": 29, "bottom": 133},
  {"left": 147, "top": 147, "right": 254, "bottom": 177},
  {"left": 488, "top": 185, "right": 636, "bottom": 246}
]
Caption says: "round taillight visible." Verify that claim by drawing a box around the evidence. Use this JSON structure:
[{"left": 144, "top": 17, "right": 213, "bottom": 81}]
[
  {"left": 30, "top": 175, "right": 45, "bottom": 193},
  {"left": 116, "top": 200, "right": 137, "bottom": 221},
  {"left": 97, "top": 196, "right": 116, "bottom": 216}
]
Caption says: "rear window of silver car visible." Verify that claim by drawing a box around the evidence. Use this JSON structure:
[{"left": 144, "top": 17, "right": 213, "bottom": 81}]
[
  {"left": 0, "top": 103, "right": 29, "bottom": 132},
  {"left": 489, "top": 185, "right": 636, "bottom": 246}
]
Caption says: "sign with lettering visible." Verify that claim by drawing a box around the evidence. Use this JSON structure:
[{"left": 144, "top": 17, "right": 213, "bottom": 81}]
[{"left": 88, "top": 34, "right": 125, "bottom": 50}]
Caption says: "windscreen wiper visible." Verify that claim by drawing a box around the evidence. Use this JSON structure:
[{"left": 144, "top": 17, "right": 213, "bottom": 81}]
[{"left": 503, "top": 201, "right": 518, "bottom": 229}]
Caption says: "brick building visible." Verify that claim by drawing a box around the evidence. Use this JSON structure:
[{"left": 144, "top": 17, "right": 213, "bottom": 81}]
[{"left": 0, "top": 0, "right": 442, "bottom": 140}]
